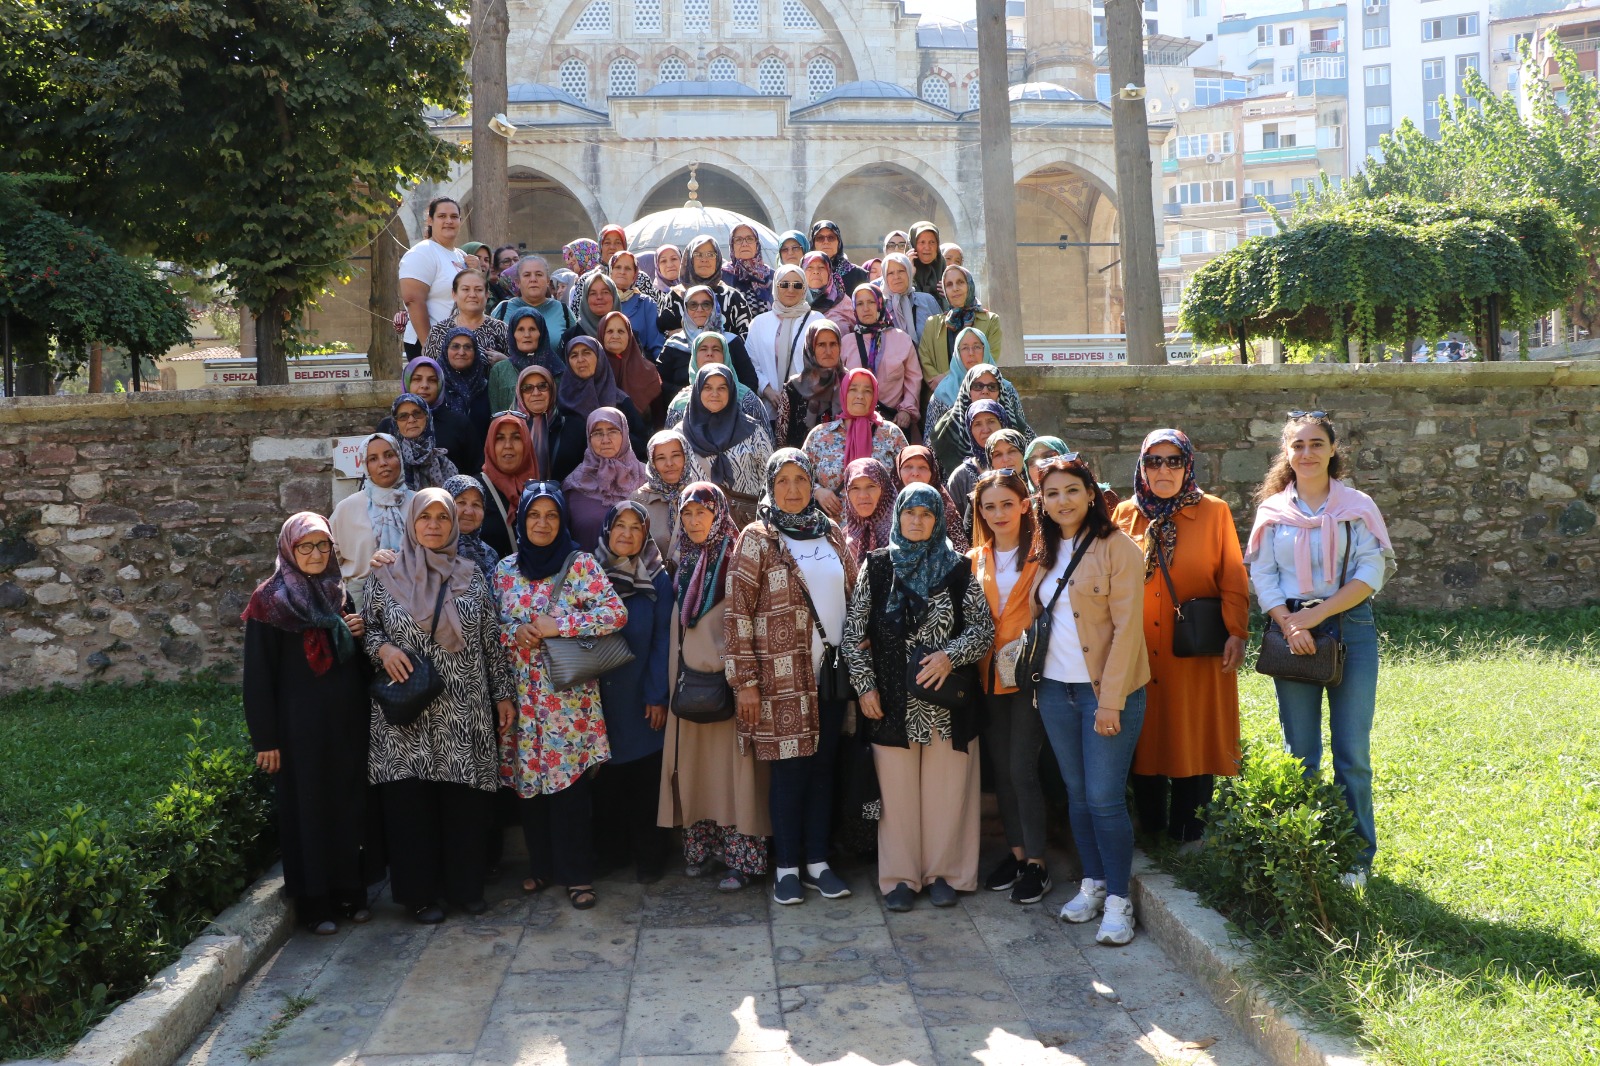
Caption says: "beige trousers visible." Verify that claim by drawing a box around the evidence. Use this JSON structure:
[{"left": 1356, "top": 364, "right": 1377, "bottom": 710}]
[{"left": 871, "top": 734, "right": 982, "bottom": 895}]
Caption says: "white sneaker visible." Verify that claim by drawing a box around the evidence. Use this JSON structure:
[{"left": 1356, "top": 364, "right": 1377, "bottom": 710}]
[
  {"left": 1095, "top": 894, "right": 1137, "bottom": 945},
  {"left": 1058, "top": 878, "right": 1107, "bottom": 923},
  {"left": 1340, "top": 870, "right": 1368, "bottom": 890}
]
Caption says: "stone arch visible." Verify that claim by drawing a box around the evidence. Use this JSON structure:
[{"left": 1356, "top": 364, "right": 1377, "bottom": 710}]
[
  {"left": 628, "top": 161, "right": 777, "bottom": 228},
  {"left": 602, "top": 44, "right": 643, "bottom": 63},
  {"left": 437, "top": 157, "right": 604, "bottom": 254},
  {"left": 804, "top": 149, "right": 972, "bottom": 245},
  {"left": 1010, "top": 142, "right": 1120, "bottom": 205},
  {"left": 1014, "top": 163, "right": 1119, "bottom": 337},
  {"left": 791, "top": 0, "right": 892, "bottom": 81},
  {"left": 808, "top": 160, "right": 961, "bottom": 263}
]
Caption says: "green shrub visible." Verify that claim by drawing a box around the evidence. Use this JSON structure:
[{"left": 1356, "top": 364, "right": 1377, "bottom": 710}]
[{"left": 1189, "top": 742, "right": 1366, "bottom": 946}]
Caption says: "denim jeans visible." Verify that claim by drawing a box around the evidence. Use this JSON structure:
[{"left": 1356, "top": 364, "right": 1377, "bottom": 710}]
[
  {"left": 768, "top": 699, "right": 846, "bottom": 868},
  {"left": 1036, "top": 681, "right": 1147, "bottom": 898},
  {"left": 1273, "top": 601, "right": 1379, "bottom": 867}
]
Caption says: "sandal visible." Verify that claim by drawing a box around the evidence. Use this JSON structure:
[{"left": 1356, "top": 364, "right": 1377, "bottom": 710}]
[
  {"left": 522, "top": 877, "right": 548, "bottom": 895},
  {"left": 567, "top": 886, "right": 597, "bottom": 910},
  {"left": 717, "top": 871, "right": 750, "bottom": 893}
]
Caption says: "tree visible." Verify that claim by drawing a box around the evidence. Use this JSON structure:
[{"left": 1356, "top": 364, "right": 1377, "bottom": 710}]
[{"left": 2, "top": 0, "right": 469, "bottom": 384}]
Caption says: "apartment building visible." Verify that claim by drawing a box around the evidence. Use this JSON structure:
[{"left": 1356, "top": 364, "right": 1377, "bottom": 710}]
[
  {"left": 1487, "top": 0, "right": 1600, "bottom": 105},
  {"left": 1347, "top": 0, "right": 1492, "bottom": 160}
]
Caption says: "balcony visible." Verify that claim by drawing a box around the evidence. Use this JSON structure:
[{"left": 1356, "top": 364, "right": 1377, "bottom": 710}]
[
  {"left": 1163, "top": 158, "right": 1179, "bottom": 174},
  {"left": 1163, "top": 202, "right": 1184, "bottom": 216},
  {"left": 1240, "top": 193, "right": 1297, "bottom": 213},
  {"left": 1306, "top": 39, "right": 1344, "bottom": 54},
  {"left": 1244, "top": 145, "right": 1319, "bottom": 165}
]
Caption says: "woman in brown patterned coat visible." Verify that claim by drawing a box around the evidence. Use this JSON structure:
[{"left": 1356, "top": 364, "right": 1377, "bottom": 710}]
[{"left": 725, "top": 449, "right": 859, "bottom": 906}]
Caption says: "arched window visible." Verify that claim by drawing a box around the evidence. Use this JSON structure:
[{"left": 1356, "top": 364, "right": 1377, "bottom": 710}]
[
  {"left": 634, "top": 0, "right": 661, "bottom": 33},
  {"left": 783, "top": 0, "right": 821, "bottom": 30},
  {"left": 968, "top": 79, "right": 981, "bottom": 110},
  {"left": 708, "top": 56, "right": 737, "bottom": 82},
  {"left": 921, "top": 75, "right": 950, "bottom": 108},
  {"left": 659, "top": 56, "right": 687, "bottom": 83},
  {"left": 807, "top": 56, "right": 836, "bottom": 101},
  {"left": 758, "top": 56, "right": 788, "bottom": 96},
  {"left": 684, "top": 0, "right": 709, "bottom": 32},
  {"left": 609, "top": 57, "right": 638, "bottom": 96},
  {"left": 732, "top": 0, "right": 760, "bottom": 29},
  {"left": 572, "top": 0, "right": 610, "bottom": 34},
  {"left": 559, "top": 58, "right": 590, "bottom": 103}
]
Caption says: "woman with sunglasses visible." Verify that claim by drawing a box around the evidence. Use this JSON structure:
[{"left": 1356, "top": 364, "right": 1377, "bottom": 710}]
[
  {"left": 747, "top": 264, "right": 824, "bottom": 434},
  {"left": 1111, "top": 430, "right": 1250, "bottom": 851},
  {"left": 1031, "top": 454, "right": 1149, "bottom": 945},
  {"left": 658, "top": 285, "right": 761, "bottom": 402},
  {"left": 664, "top": 235, "right": 755, "bottom": 339}
]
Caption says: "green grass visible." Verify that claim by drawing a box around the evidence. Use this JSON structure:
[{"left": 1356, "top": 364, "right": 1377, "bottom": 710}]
[
  {"left": 0, "top": 678, "right": 244, "bottom": 845},
  {"left": 1170, "top": 606, "right": 1600, "bottom": 1066},
  {"left": 242, "top": 993, "right": 315, "bottom": 1060}
]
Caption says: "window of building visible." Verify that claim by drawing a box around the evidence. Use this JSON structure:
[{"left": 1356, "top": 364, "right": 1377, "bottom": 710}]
[
  {"left": 573, "top": 0, "right": 610, "bottom": 33},
  {"left": 1422, "top": 58, "right": 1444, "bottom": 79},
  {"left": 608, "top": 57, "right": 638, "bottom": 96},
  {"left": 1261, "top": 122, "right": 1298, "bottom": 149},
  {"left": 1257, "top": 25, "right": 1274, "bottom": 45},
  {"left": 1249, "top": 179, "right": 1274, "bottom": 197},
  {"left": 1177, "top": 230, "right": 1210, "bottom": 255},
  {"left": 659, "top": 56, "right": 687, "bottom": 83},
  {"left": 1424, "top": 100, "right": 1441, "bottom": 120},
  {"left": 1364, "top": 64, "right": 1390, "bottom": 86},
  {"left": 1167, "top": 179, "right": 1237, "bottom": 204},
  {"left": 708, "top": 56, "right": 737, "bottom": 82},
  {"left": 1364, "top": 27, "right": 1390, "bottom": 48},
  {"left": 1246, "top": 217, "right": 1277, "bottom": 238},
  {"left": 559, "top": 58, "right": 589, "bottom": 103},
  {"left": 1282, "top": 66, "right": 1296, "bottom": 82},
  {"left": 1366, "top": 104, "right": 1391, "bottom": 125},
  {"left": 1096, "top": 72, "right": 1112, "bottom": 102},
  {"left": 634, "top": 0, "right": 661, "bottom": 33},
  {"left": 1422, "top": 19, "right": 1442, "bottom": 41},
  {"left": 684, "top": 0, "right": 709, "bottom": 32},
  {"left": 1193, "top": 77, "right": 1246, "bottom": 106},
  {"left": 1291, "top": 176, "right": 1316, "bottom": 195},
  {"left": 807, "top": 56, "right": 836, "bottom": 101},
  {"left": 968, "top": 80, "right": 981, "bottom": 110},
  {"left": 1094, "top": 16, "right": 1106, "bottom": 46},
  {"left": 1173, "top": 131, "right": 1235, "bottom": 158},
  {"left": 783, "top": 0, "right": 820, "bottom": 30},
  {"left": 1187, "top": 0, "right": 1205, "bottom": 15},
  {"left": 1279, "top": 27, "right": 1295, "bottom": 45},
  {"left": 1456, "top": 53, "right": 1478, "bottom": 78},
  {"left": 1161, "top": 275, "right": 1185, "bottom": 306},
  {"left": 758, "top": 56, "right": 787, "bottom": 96},
  {"left": 1146, "top": 18, "right": 1159, "bottom": 35},
  {"left": 1317, "top": 121, "right": 1343, "bottom": 149},
  {"left": 921, "top": 75, "right": 950, "bottom": 107},
  {"left": 732, "top": 0, "right": 760, "bottom": 30},
  {"left": 1457, "top": 14, "right": 1478, "bottom": 36}
]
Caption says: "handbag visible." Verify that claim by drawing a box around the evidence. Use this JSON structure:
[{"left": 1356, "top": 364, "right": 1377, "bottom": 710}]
[
  {"left": 905, "top": 643, "right": 979, "bottom": 712},
  {"left": 790, "top": 561, "right": 855, "bottom": 704},
  {"left": 1015, "top": 534, "right": 1093, "bottom": 700},
  {"left": 539, "top": 551, "right": 636, "bottom": 689},
  {"left": 1153, "top": 538, "right": 1229, "bottom": 658},
  {"left": 671, "top": 619, "right": 734, "bottom": 723},
  {"left": 368, "top": 582, "right": 450, "bottom": 727},
  {"left": 1255, "top": 523, "right": 1350, "bottom": 688}
]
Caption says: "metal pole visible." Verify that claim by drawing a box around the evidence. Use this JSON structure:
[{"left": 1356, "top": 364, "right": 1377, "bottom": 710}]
[{"left": 132, "top": 352, "right": 141, "bottom": 392}]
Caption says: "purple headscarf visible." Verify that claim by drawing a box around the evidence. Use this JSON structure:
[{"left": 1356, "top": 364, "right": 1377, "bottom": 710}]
[{"left": 562, "top": 407, "right": 648, "bottom": 507}]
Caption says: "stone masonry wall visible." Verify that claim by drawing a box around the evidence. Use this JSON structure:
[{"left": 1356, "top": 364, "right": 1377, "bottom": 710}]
[{"left": 1, "top": 363, "right": 1596, "bottom": 693}]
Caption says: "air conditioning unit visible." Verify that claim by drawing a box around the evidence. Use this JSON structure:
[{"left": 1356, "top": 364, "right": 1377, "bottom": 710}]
[
  {"left": 1365, "top": 3, "right": 1382, "bottom": 14},
  {"left": 1205, "top": 152, "right": 1221, "bottom": 163}
]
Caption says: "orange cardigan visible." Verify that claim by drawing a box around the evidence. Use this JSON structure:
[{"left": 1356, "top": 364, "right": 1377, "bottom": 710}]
[{"left": 969, "top": 543, "right": 1040, "bottom": 695}]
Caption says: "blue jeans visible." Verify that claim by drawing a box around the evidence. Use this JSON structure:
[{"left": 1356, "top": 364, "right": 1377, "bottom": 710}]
[
  {"left": 1037, "top": 681, "right": 1147, "bottom": 898},
  {"left": 1273, "top": 602, "right": 1379, "bottom": 867}
]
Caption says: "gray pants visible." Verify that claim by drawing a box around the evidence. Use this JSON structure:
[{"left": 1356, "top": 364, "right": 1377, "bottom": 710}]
[{"left": 983, "top": 690, "right": 1048, "bottom": 860}]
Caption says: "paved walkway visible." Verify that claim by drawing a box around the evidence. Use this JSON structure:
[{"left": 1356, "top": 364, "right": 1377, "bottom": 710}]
[{"left": 180, "top": 828, "right": 1270, "bottom": 1066}]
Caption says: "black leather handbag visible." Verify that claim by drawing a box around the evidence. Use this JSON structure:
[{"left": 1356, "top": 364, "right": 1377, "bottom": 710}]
[
  {"left": 905, "top": 643, "right": 979, "bottom": 711},
  {"left": 1015, "top": 535, "right": 1093, "bottom": 700},
  {"left": 1154, "top": 543, "right": 1228, "bottom": 658},
  {"left": 1256, "top": 523, "right": 1350, "bottom": 688},
  {"left": 671, "top": 620, "right": 734, "bottom": 723},
  {"left": 369, "top": 582, "right": 450, "bottom": 727}
]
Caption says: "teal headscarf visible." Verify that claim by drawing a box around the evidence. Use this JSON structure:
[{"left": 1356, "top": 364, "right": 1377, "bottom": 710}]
[
  {"left": 1025, "top": 435, "right": 1070, "bottom": 489},
  {"left": 887, "top": 483, "right": 963, "bottom": 617},
  {"left": 933, "top": 325, "right": 995, "bottom": 412},
  {"left": 777, "top": 229, "right": 810, "bottom": 259}
]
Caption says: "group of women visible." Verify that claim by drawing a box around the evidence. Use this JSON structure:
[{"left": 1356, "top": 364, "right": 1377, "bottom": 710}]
[{"left": 243, "top": 208, "right": 1396, "bottom": 949}]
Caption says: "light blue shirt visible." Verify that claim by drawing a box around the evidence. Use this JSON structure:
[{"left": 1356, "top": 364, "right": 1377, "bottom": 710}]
[{"left": 1248, "top": 487, "right": 1391, "bottom": 612}]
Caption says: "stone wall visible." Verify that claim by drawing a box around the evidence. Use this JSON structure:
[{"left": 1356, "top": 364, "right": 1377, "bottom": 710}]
[{"left": 1, "top": 363, "right": 1597, "bottom": 692}]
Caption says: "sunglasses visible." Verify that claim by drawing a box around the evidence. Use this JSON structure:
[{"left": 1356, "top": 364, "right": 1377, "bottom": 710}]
[
  {"left": 686, "top": 300, "right": 714, "bottom": 311},
  {"left": 1140, "top": 454, "right": 1186, "bottom": 470},
  {"left": 1288, "top": 409, "right": 1328, "bottom": 419},
  {"left": 969, "top": 381, "right": 1000, "bottom": 393},
  {"left": 776, "top": 281, "right": 804, "bottom": 290},
  {"left": 520, "top": 381, "right": 551, "bottom": 393}
]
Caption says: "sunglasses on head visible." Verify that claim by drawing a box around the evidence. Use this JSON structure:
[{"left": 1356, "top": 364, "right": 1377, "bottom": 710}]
[
  {"left": 1288, "top": 409, "right": 1328, "bottom": 419},
  {"left": 1140, "top": 454, "right": 1186, "bottom": 470}
]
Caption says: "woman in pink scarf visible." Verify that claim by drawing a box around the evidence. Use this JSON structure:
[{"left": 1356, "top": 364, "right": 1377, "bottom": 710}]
[{"left": 799, "top": 367, "right": 909, "bottom": 519}]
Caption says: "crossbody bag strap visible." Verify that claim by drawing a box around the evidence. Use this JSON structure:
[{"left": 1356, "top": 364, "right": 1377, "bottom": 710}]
[
  {"left": 1334, "top": 521, "right": 1351, "bottom": 642},
  {"left": 427, "top": 580, "right": 449, "bottom": 642},
  {"left": 481, "top": 474, "right": 511, "bottom": 537},
  {"left": 788, "top": 556, "right": 833, "bottom": 649},
  {"left": 1152, "top": 528, "right": 1184, "bottom": 620},
  {"left": 1043, "top": 534, "right": 1093, "bottom": 615},
  {"left": 545, "top": 550, "right": 584, "bottom": 615}
]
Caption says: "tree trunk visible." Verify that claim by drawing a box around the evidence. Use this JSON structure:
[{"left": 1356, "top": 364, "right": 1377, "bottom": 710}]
[
  {"left": 254, "top": 290, "right": 294, "bottom": 386},
  {"left": 368, "top": 203, "right": 406, "bottom": 381},
  {"left": 470, "top": 0, "right": 511, "bottom": 246},
  {"left": 976, "top": 0, "right": 1023, "bottom": 366},
  {"left": 1106, "top": 0, "right": 1166, "bottom": 365}
]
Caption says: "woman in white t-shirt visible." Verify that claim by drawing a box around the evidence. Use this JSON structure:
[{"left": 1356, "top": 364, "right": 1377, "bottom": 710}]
[{"left": 399, "top": 197, "right": 467, "bottom": 360}]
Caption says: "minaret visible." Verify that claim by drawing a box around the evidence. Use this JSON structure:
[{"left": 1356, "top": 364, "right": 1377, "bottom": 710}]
[{"left": 1025, "top": 0, "right": 1096, "bottom": 99}]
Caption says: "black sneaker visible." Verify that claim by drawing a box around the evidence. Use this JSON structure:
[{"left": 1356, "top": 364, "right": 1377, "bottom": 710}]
[
  {"left": 1010, "top": 862, "right": 1051, "bottom": 905},
  {"left": 883, "top": 882, "right": 916, "bottom": 912},
  {"left": 984, "top": 854, "right": 1023, "bottom": 892}
]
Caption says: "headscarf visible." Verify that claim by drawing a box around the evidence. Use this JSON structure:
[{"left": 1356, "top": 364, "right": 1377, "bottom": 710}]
[
  {"left": 895, "top": 445, "right": 968, "bottom": 554},
  {"left": 514, "top": 365, "right": 556, "bottom": 479},
  {"left": 933, "top": 325, "right": 996, "bottom": 411},
  {"left": 809, "top": 219, "right": 856, "bottom": 293},
  {"left": 575, "top": 270, "right": 622, "bottom": 339},
  {"left": 651, "top": 244, "right": 681, "bottom": 291},
  {"left": 641, "top": 429, "right": 706, "bottom": 551},
  {"left": 681, "top": 364, "right": 761, "bottom": 485},
  {"left": 940, "top": 243, "right": 964, "bottom": 264},
  {"left": 964, "top": 398, "right": 1011, "bottom": 462},
  {"left": 943, "top": 265, "right": 984, "bottom": 331},
  {"left": 725, "top": 224, "right": 774, "bottom": 309},
  {"left": 838, "top": 367, "right": 882, "bottom": 467},
  {"left": 390, "top": 394, "right": 451, "bottom": 491},
  {"left": 594, "top": 500, "right": 665, "bottom": 600},
  {"left": 402, "top": 355, "right": 448, "bottom": 411},
  {"left": 768, "top": 264, "right": 815, "bottom": 385},
  {"left": 849, "top": 284, "right": 891, "bottom": 373},
  {"left": 887, "top": 483, "right": 963, "bottom": 617},
  {"left": 563, "top": 238, "right": 600, "bottom": 276},
  {"left": 983, "top": 428, "right": 1030, "bottom": 476},
  {"left": 360, "top": 433, "right": 411, "bottom": 552},
  {"left": 443, "top": 473, "right": 501, "bottom": 579},
  {"left": 777, "top": 229, "right": 810, "bottom": 259},
  {"left": 680, "top": 283, "right": 726, "bottom": 343},
  {"left": 791, "top": 319, "right": 845, "bottom": 432},
  {"left": 481, "top": 410, "right": 538, "bottom": 505},
  {"left": 882, "top": 230, "right": 910, "bottom": 256},
  {"left": 557, "top": 335, "right": 630, "bottom": 421},
  {"left": 240, "top": 512, "right": 356, "bottom": 675},
  {"left": 1132, "top": 429, "right": 1206, "bottom": 581},
  {"left": 684, "top": 234, "right": 725, "bottom": 287},
  {"left": 758, "top": 448, "right": 832, "bottom": 541},
  {"left": 675, "top": 481, "right": 739, "bottom": 628},
  {"left": 502, "top": 306, "right": 560, "bottom": 378},
  {"left": 908, "top": 221, "right": 946, "bottom": 299},
  {"left": 609, "top": 250, "right": 654, "bottom": 303},
  {"left": 939, "top": 362, "right": 1030, "bottom": 459},
  {"left": 802, "top": 250, "right": 843, "bottom": 309},
  {"left": 598, "top": 224, "right": 628, "bottom": 255},
  {"left": 373, "top": 488, "right": 477, "bottom": 654},
  {"left": 861, "top": 257, "right": 882, "bottom": 281},
  {"left": 842, "top": 457, "right": 895, "bottom": 565},
  {"left": 439, "top": 328, "right": 490, "bottom": 420},
  {"left": 1025, "top": 435, "right": 1071, "bottom": 490},
  {"left": 879, "top": 252, "right": 919, "bottom": 335},
  {"left": 563, "top": 406, "right": 648, "bottom": 505},
  {"left": 514, "top": 480, "right": 581, "bottom": 582},
  {"left": 597, "top": 309, "right": 663, "bottom": 411}
]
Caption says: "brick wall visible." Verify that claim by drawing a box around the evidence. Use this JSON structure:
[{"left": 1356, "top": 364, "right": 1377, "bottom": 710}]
[{"left": 0, "top": 363, "right": 1596, "bottom": 692}]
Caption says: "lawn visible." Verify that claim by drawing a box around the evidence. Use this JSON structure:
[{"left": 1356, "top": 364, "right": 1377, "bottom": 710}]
[{"left": 1173, "top": 607, "right": 1600, "bottom": 1066}]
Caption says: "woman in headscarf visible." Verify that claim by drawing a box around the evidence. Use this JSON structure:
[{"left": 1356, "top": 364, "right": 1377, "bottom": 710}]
[
  {"left": 383, "top": 355, "right": 480, "bottom": 475},
  {"left": 562, "top": 238, "right": 601, "bottom": 279},
  {"left": 658, "top": 482, "right": 772, "bottom": 891},
  {"left": 782, "top": 318, "right": 846, "bottom": 450},
  {"left": 658, "top": 284, "right": 761, "bottom": 400},
  {"left": 551, "top": 336, "right": 650, "bottom": 481},
  {"left": 388, "top": 393, "right": 459, "bottom": 491},
  {"left": 875, "top": 253, "right": 943, "bottom": 344},
  {"left": 908, "top": 221, "right": 946, "bottom": 303},
  {"left": 596, "top": 309, "right": 664, "bottom": 417},
  {"left": 895, "top": 445, "right": 968, "bottom": 553},
  {"left": 841, "top": 457, "right": 895, "bottom": 568},
  {"left": 843, "top": 483, "right": 995, "bottom": 912},
  {"left": 330, "top": 434, "right": 414, "bottom": 596},
  {"left": 1112, "top": 429, "right": 1250, "bottom": 851},
  {"left": 747, "top": 263, "right": 823, "bottom": 436},
  {"left": 513, "top": 364, "right": 560, "bottom": 476},
  {"left": 561, "top": 269, "right": 622, "bottom": 353},
  {"left": 476, "top": 411, "right": 539, "bottom": 558},
  {"left": 925, "top": 325, "right": 996, "bottom": 431},
  {"left": 724, "top": 223, "right": 775, "bottom": 313},
  {"left": 801, "top": 367, "right": 909, "bottom": 519},
  {"left": 802, "top": 251, "right": 856, "bottom": 331},
  {"left": 882, "top": 230, "right": 911, "bottom": 257},
  {"left": 929, "top": 361, "right": 1033, "bottom": 476},
  {"left": 1026, "top": 435, "right": 1072, "bottom": 491},
  {"left": 726, "top": 449, "right": 858, "bottom": 905},
  {"left": 844, "top": 284, "right": 922, "bottom": 438},
  {"left": 776, "top": 229, "right": 809, "bottom": 267},
  {"left": 597, "top": 224, "right": 629, "bottom": 267},
  {"left": 609, "top": 251, "right": 667, "bottom": 362},
  {"left": 678, "top": 364, "right": 774, "bottom": 528},
  {"left": 563, "top": 407, "right": 651, "bottom": 551},
  {"left": 495, "top": 482, "right": 627, "bottom": 909},
  {"left": 949, "top": 426, "right": 1030, "bottom": 532},
  {"left": 808, "top": 219, "right": 868, "bottom": 295},
  {"left": 918, "top": 266, "right": 1003, "bottom": 392},
  {"left": 550, "top": 268, "right": 578, "bottom": 307},
  {"left": 592, "top": 501, "right": 674, "bottom": 883},
  {"left": 424, "top": 270, "right": 509, "bottom": 368},
  {"left": 664, "top": 332, "right": 769, "bottom": 430},
  {"left": 863, "top": 258, "right": 883, "bottom": 283},
  {"left": 649, "top": 244, "right": 685, "bottom": 322},
  {"left": 488, "top": 306, "right": 560, "bottom": 413},
  {"left": 444, "top": 473, "right": 503, "bottom": 580},
  {"left": 631, "top": 429, "right": 707, "bottom": 570},
  {"left": 243, "top": 511, "right": 372, "bottom": 934},
  {"left": 666, "top": 235, "right": 755, "bottom": 339},
  {"left": 364, "top": 489, "right": 515, "bottom": 924},
  {"left": 437, "top": 327, "right": 495, "bottom": 461}
]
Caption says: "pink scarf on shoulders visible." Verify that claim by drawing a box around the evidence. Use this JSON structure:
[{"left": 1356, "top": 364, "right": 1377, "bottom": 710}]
[{"left": 1246, "top": 479, "right": 1391, "bottom": 597}]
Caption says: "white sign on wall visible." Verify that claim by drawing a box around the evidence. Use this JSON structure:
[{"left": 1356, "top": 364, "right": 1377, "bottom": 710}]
[
  {"left": 203, "top": 357, "right": 373, "bottom": 387},
  {"left": 1023, "top": 335, "right": 1195, "bottom": 366}
]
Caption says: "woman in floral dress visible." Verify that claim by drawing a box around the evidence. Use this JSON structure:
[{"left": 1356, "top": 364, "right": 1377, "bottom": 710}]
[{"left": 495, "top": 480, "right": 627, "bottom": 909}]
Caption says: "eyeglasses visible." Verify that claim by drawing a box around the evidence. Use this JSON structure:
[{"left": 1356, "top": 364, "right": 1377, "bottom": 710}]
[
  {"left": 884, "top": 241, "right": 908, "bottom": 252},
  {"left": 812, "top": 233, "right": 838, "bottom": 244},
  {"left": 969, "top": 382, "right": 1000, "bottom": 394},
  {"left": 1288, "top": 409, "right": 1328, "bottom": 419},
  {"left": 1038, "top": 452, "right": 1083, "bottom": 467},
  {"left": 395, "top": 409, "right": 426, "bottom": 423},
  {"left": 293, "top": 540, "right": 334, "bottom": 557},
  {"left": 731, "top": 235, "right": 758, "bottom": 246},
  {"left": 776, "top": 281, "right": 804, "bottom": 290},
  {"left": 1140, "top": 454, "right": 1187, "bottom": 470},
  {"left": 520, "top": 381, "right": 551, "bottom": 393}
]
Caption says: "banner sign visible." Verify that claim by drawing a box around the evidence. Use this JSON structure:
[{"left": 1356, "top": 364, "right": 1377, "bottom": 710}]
[
  {"left": 1023, "top": 335, "right": 1194, "bottom": 366},
  {"left": 203, "top": 358, "right": 373, "bottom": 386}
]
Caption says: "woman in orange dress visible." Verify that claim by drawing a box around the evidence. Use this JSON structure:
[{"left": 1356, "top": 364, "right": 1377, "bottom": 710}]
[{"left": 1111, "top": 429, "right": 1250, "bottom": 847}]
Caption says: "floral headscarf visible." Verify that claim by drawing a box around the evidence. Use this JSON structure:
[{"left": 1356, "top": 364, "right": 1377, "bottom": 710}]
[
  {"left": 792, "top": 319, "right": 845, "bottom": 432},
  {"left": 595, "top": 500, "right": 665, "bottom": 600},
  {"left": 943, "top": 265, "right": 984, "bottom": 330},
  {"left": 842, "top": 457, "right": 895, "bottom": 565},
  {"left": 758, "top": 448, "right": 832, "bottom": 541},
  {"left": 675, "top": 481, "right": 739, "bottom": 628},
  {"left": 850, "top": 284, "right": 891, "bottom": 373},
  {"left": 887, "top": 482, "right": 962, "bottom": 617},
  {"left": 563, "top": 238, "right": 600, "bottom": 276},
  {"left": 725, "top": 223, "right": 773, "bottom": 310},
  {"left": 964, "top": 398, "right": 1011, "bottom": 463},
  {"left": 895, "top": 444, "right": 967, "bottom": 554},
  {"left": 562, "top": 406, "right": 648, "bottom": 506},
  {"left": 240, "top": 512, "right": 355, "bottom": 674},
  {"left": 1133, "top": 428, "right": 1205, "bottom": 580},
  {"left": 439, "top": 328, "right": 489, "bottom": 420},
  {"left": 982, "top": 428, "right": 1030, "bottom": 476},
  {"left": 443, "top": 473, "right": 501, "bottom": 579}
]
